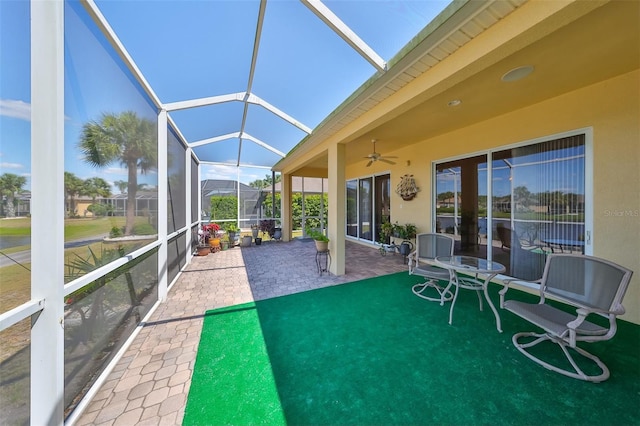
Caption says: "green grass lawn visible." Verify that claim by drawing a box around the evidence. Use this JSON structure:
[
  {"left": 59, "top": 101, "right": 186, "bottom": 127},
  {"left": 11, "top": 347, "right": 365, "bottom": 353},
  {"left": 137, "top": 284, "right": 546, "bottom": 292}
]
[{"left": 0, "top": 216, "right": 153, "bottom": 240}]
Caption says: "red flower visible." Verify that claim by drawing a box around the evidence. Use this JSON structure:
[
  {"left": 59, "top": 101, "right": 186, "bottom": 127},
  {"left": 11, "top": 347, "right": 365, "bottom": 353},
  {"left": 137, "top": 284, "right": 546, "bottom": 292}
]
[{"left": 205, "top": 223, "right": 220, "bottom": 237}]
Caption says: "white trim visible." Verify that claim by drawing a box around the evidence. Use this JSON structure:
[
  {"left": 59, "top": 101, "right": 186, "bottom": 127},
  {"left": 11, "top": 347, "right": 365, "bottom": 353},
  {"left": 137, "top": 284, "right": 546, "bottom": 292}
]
[
  {"left": 247, "top": 94, "right": 313, "bottom": 134},
  {"left": 242, "top": 133, "right": 286, "bottom": 157},
  {"left": 164, "top": 92, "right": 246, "bottom": 112},
  {"left": 301, "top": 0, "right": 386, "bottom": 72},
  {"left": 189, "top": 132, "right": 241, "bottom": 148},
  {"left": 198, "top": 161, "right": 274, "bottom": 169},
  {"left": 31, "top": 0, "right": 66, "bottom": 423},
  {"left": 0, "top": 299, "right": 44, "bottom": 331},
  {"left": 63, "top": 241, "right": 162, "bottom": 297},
  {"left": 157, "top": 110, "right": 169, "bottom": 302}
]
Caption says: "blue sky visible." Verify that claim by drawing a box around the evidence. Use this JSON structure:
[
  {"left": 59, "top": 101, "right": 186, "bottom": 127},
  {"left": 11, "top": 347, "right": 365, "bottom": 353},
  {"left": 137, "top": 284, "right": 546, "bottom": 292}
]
[{"left": 1, "top": 0, "right": 450, "bottom": 192}]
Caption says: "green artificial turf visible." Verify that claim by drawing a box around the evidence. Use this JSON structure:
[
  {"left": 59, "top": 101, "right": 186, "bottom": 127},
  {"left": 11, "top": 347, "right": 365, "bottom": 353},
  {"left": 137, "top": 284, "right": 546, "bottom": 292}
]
[{"left": 184, "top": 272, "right": 640, "bottom": 425}]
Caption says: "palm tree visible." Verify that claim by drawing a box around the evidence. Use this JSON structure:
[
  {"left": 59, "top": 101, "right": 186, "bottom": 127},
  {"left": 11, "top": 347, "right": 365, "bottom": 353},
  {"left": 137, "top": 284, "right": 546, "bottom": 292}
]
[
  {"left": 114, "top": 180, "right": 128, "bottom": 194},
  {"left": 78, "top": 111, "right": 157, "bottom": 235},
  {"left": 83, "top": 177, "right": 111, "bottom": 204},
  {"left": 0, "top": 173, "right": 27, "bottom": 217},
  {"left": 64, "top": 172, "right": 85, "bottom": 218}
]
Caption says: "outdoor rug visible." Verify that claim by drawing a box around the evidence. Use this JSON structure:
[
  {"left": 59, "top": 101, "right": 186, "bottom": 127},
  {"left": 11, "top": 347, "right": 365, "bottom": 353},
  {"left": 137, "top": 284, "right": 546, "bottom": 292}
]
[{"left": 184, "top": 272, "right": 640, "bottom": 425}]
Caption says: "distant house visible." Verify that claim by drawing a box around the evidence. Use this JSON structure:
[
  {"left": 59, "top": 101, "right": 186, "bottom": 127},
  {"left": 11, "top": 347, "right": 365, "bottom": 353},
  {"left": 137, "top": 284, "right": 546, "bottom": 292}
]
[{"left": 262, "top": 177, "right": 328, "bottom": 195}]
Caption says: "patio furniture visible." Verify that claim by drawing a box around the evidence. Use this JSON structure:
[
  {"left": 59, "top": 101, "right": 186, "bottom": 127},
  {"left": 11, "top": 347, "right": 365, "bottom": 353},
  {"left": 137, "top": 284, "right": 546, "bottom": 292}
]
[
  {"left": 435, "top": 255, "right": 506, "bottom": 331},
  {"left": 499, "top": 253, "right": 633, "bottom": 382},
  {"left": 408, "top": 233, "right": 455, "bottom": 304}
]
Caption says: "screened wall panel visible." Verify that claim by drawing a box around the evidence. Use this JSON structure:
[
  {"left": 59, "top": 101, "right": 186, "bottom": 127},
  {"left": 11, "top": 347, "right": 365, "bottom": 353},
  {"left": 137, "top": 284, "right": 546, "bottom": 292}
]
[
  {"left": 191, "top": 156, "right": 199, "bottom": 224},
  {"left": 168, "top": 127, "right": 186, "bottom": 233},
  {"left": 0, "top": 318, "right": 30, "bottom": 425},
  {"left": 168, "top": 234, "right": 187, "bottom": 284},
  {"left": 63, "top": 0, "right": 158, "bottom": 277},
  {"left": 0, "top": 0, "right": 31, "bottom": 314},
  {"left": 64, "top": 249, "right": 158, "bottom": 416}
]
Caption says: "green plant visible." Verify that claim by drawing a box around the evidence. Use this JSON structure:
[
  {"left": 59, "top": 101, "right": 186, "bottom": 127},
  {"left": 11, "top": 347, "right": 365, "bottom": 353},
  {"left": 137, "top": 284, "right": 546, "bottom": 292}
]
[
  {"left": 109, "top": 226, "right": 123, "bottom": 238},
  {"left": 380, "top": 221, "right": 394, "bottom": 239},
  {"left": 306, "top": 227, "right": 329, "bottom": 242},
  {"left": 392, "top": 222, "right": 404, "bottom": 238},
  {"left": 404, "top": 223, "right": 417, "bottom": 239},
  {"left": 259, "top": 219, "right": 276, "bottom": 238},
  {"left": 223, "top": 221, "right": 238, "bottom": 232}
]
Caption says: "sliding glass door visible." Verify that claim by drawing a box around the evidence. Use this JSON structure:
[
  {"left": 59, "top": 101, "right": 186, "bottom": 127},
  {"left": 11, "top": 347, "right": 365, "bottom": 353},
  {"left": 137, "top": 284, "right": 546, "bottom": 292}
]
[
  {"left": 435, "top": 132, "right": 588, "bottom": 280},
  {"left": 346, "top": 174, "right": 390, "bottom": 243}
]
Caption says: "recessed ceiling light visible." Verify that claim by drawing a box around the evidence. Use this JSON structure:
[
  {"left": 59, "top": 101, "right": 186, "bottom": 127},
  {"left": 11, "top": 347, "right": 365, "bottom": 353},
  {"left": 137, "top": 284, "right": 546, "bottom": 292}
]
[
  {"left": 448, "top": 99, "right": 461, "bottom": 107},
  {"left": 501, "top": 65, "right": 534, "bottom": 82}
]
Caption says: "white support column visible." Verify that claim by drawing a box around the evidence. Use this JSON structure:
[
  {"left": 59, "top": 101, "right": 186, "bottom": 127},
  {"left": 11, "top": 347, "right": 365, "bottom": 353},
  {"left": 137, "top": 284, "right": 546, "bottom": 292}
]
[
  {"left": 281, "top": 173, "right": 292, "bottom": 241},
  {"left": 328, "top": 144, "right": 346, "bottom": 275},
  {"left": 185, "top": 147, "right": 193, "bottom": 261},
  {"left": 31, "top": 1, "right": 65, "bottom": 424},
  {"left": 157, "top": 110, "right": 168, "bottom": 301}
]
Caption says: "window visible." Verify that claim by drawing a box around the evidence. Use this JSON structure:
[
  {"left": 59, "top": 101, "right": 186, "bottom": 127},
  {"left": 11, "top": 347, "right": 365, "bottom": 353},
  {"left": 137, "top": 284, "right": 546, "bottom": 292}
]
[{"left": 435, "top": 132, "right": 588, "bottom": 280}]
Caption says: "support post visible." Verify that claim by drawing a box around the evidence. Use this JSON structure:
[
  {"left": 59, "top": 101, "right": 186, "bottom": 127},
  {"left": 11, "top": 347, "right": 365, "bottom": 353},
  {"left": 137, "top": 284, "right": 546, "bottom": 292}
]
[
  {"left": 328, "top": 144, "right": 346, "bottom": 275},
  {"left": 157, "top": 110, "right": 168, "bottom": 301},
  {"left": 281, "top": 173, "right": 292, "bottom": 241},
  {"left": 31, "top": 1, "right": 65, "bottom": 423}
]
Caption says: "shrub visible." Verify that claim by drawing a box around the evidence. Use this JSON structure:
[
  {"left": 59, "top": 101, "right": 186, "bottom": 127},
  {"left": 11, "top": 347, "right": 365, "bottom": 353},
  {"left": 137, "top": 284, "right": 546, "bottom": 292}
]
[
  {"left": 132, "top": 223, "right": 156, "bottom": 235},
  {"left": 109, "top": 226, "right": 123, "bottom": 238}
]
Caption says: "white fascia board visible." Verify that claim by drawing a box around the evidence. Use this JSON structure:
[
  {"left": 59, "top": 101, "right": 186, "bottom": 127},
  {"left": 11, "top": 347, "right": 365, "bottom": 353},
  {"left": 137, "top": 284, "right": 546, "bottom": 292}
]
[
  {"left": 242, "top": 133, "right": 286, "bottom": 157},
  {"left": 301, "top": 0, "right": 386, "bottom": 72},
  {"left": 189, "top": 132, "right": 241, "bottom": 148},
  {"left": 247, "top": 93, "right": 312, "bottom": 134},
  {"left": 83, "top": 0, "right": 163, "bottom": 109},
  {"left": 164, "top": 92, "right": 246, "bottom": 112}
]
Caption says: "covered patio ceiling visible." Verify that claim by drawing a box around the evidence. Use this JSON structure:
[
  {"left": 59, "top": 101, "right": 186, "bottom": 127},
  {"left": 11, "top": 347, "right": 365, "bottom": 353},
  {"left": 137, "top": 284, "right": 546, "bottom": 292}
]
[
  {"left": 277, "top": 0, "right": 640, "bottom": 173},
  {"left": 94, "top": 0, "right": 451, "bottom": 170}
]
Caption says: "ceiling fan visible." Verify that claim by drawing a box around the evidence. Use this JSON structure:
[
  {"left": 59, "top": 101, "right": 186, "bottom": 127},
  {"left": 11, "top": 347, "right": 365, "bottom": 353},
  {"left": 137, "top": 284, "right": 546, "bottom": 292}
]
[{"left": 364, "top": 139, "right": 397, "bottom": 167}]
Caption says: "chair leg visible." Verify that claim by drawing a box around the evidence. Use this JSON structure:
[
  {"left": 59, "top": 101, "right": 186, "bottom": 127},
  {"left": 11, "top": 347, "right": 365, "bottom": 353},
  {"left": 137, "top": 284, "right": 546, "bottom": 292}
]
[
  {"left": 512, "top": 332, "right": 610, "bottom": 382},
  {"left": 412, "top": 279, "right": 453, "bottom": 306}
]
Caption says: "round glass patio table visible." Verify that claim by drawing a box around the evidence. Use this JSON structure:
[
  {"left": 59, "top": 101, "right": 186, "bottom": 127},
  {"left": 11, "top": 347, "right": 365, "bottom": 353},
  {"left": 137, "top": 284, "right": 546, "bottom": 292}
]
[{"left": 435, "top": 255, "right": 506, "bottom": 332}]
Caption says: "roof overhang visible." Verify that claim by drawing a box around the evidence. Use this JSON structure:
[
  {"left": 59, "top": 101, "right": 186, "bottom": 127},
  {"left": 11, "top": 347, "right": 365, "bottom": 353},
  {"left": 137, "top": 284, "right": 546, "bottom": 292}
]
[{"left": 273, "top": 0, "right": 639, "bottom": 174}]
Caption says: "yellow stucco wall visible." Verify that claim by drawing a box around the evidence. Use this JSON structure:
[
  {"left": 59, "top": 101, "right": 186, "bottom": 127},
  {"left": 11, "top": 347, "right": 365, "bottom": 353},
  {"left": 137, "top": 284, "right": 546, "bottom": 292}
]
[{"left": 346, "top": 69, "right": 640, "bottom": 324}]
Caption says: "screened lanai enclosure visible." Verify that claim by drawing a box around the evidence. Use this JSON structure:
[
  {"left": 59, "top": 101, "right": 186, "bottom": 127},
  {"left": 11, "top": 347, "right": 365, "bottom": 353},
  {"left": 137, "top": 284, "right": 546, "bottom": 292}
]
[{"left": 1, "top": 0, "right": 451, "bottom": 423}]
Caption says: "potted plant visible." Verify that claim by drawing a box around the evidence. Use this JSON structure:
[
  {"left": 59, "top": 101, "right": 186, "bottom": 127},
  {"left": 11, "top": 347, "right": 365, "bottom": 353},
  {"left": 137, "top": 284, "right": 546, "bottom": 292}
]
[
  {"left": 241, "top": 234, "right": 253, "bottom": 247},
  {"left": 395, "top": 223, "right": 416, "bottom": 258},
  {"left": 392, "top": 222, "right": 404, "bottom": 239},
  {"left": 272, "top": 227, "right": 282, "bottom": 241},
  {"left": 404, "top": 223, "right": 417, "bottom": 240},
  {"left": 381, "top": 220, "right": 394, "bottom": 241},
  {"left": 306, "top": 227, "right": 329, "bottom": 252},
  {"left": 196, "top": 226, "right": 210, "bottom": 256},
  {"left": 224, "top": 222, "right": 238, "bottom": 246},
  {"left": 251, "top": 224, "right": 259, "bottom": 239},
  {"left": 206, "top": 223, "right": 221, "bottom": 252},
  {"left": 259, "top": 219, "right": 276, "bottom": 240}
]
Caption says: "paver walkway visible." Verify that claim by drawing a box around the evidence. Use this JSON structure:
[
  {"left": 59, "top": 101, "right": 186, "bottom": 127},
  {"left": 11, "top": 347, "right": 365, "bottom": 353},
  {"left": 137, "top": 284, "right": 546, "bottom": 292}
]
[{"left": 75, "top": 239, "right": 408, "bottom": 425}]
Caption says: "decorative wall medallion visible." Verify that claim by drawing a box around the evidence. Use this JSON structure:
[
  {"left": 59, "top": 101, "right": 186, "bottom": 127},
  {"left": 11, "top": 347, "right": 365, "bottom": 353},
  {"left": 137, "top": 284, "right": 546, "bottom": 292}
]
[{"left": 396, "top": 174, "right": 420, "bottom": 201}]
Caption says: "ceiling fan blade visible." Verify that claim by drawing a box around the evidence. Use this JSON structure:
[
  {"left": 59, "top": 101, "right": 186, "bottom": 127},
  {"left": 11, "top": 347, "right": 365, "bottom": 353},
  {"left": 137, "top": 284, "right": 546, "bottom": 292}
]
[
  {"left": 366, "top": 160, "right": 373, "bottom": 167},
  {"left": 379, "top": 159, "right": 396, "bottom": 165},
  {"left": 382, "top": 155, "right": 398, "bottom": 159}
]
